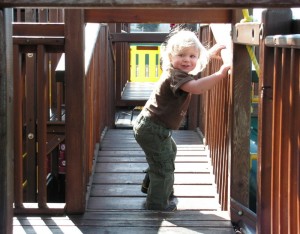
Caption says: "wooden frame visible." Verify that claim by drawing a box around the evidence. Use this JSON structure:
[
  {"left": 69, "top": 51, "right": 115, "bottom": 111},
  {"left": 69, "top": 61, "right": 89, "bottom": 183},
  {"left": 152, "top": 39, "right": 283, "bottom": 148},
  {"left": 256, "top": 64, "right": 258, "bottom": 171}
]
[
  {"left": 1, "top": 0, "right": 300, "bottom": 8},
  {"left": 2, "top": 3, "right": 300, "bottom": 234}
]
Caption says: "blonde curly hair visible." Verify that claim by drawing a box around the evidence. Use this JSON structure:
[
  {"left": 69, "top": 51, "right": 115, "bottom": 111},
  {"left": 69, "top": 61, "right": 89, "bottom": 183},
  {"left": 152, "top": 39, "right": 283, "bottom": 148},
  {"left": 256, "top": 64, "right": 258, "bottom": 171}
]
[{"left": 161, "top": 30, "right": 209, "bottom": 75}]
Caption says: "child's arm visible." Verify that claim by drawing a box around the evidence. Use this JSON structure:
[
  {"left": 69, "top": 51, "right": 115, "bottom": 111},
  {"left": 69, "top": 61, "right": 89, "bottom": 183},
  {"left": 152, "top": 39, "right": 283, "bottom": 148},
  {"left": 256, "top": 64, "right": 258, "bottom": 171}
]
[
  {"left": 180, "top": 64, "right": 231, "bottom": 94},
  {"left": 208, "top": 44, "right": 226, "bottom": 59}
]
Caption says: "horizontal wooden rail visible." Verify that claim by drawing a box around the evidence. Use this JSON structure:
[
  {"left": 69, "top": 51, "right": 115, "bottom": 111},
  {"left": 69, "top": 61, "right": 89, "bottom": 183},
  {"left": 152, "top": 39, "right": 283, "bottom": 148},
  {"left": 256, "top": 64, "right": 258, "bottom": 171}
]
[
  {"left": 85, "top": 9, "right": 232, "bottom": 23},
  {"left": 13, "top": 23, "right": 65, "bottom": 37},
  {"left": 265, "top": 34, "right": 300, "bottom": 48},
  {"left": 1, "top": 0, "right": 300, "bottom": 8},
  {"left": 111, "top": 33, "right": 168, "bottom": 43},
  {"left": 13, "top": 37, "right": 64, "bottom": 53}
]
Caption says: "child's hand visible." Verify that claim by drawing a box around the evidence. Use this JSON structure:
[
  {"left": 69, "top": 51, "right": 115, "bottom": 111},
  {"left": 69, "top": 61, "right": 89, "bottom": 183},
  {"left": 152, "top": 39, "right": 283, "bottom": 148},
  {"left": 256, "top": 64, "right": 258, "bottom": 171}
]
[
  {"left": 209, "top": 44, "right": 226, "bottom": 59},
  {"left": 218, "top": 64, "right": 231, "bottom": 78}
]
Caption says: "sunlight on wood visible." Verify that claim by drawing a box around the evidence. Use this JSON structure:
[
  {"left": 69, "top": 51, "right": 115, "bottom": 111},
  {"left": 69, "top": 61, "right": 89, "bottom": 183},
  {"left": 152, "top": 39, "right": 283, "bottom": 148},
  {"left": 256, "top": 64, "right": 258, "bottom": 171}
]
[{"left": 13, "top": 216, "right": 84, "bottom": 234}]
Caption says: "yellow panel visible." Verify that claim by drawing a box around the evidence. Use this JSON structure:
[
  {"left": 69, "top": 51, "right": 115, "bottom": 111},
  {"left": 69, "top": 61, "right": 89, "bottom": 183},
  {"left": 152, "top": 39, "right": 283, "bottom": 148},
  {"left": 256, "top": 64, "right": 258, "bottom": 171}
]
[{"left": 130, "top": 45, "right": 162, "bottom": 82}]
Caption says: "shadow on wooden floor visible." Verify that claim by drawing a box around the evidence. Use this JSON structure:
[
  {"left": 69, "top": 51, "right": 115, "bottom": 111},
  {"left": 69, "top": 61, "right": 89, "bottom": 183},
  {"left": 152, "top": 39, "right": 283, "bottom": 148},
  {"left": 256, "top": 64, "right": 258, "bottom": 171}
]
[{"left": 13, "top": 129, "right": 235, "bottom": 233}]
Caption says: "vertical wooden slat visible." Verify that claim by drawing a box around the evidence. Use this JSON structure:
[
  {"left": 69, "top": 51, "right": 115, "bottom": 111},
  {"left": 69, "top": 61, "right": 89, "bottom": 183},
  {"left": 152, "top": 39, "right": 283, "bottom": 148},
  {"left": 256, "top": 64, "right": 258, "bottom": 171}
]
[
  {"left": 271, "top": 47, "right": 281, "bottom": 234},
  {"left": 24, "top": 8, "right": 38, "bottom": 203},
  {"left": 13, "top": 45, "right": 23, "bottom": 208},
  {"left": 0, "top": 8, "right": 13, "bottom": 234},
  {"left": 115, "top": 24, "right": 122, "bottom": 105},
  {"left": 289, "top": 48, "right": 300, "bottom": 234},
  {"left": 64, "top": 9, "right": 86, "bottom": 213},
  {"left": 258, "top": 44, "right": 274, "bottom": 234},
  {"left": 279, "top": 48, "right": 290, "bottom": 233},
  {"left": 25, "top": 52, "right": 37, "bottom": 202},
  {"left": 36, "top": 45, "right": 48, "bottom": 208}
]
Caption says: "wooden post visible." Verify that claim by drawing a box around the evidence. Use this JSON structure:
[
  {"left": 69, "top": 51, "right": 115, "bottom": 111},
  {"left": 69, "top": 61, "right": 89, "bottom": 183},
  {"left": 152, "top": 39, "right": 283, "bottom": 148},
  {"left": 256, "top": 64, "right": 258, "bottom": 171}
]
[
  {"left": 64, "top": 9, "right": 86, "bottom": 213},
  {"left": 0, "top": 8, "right": 13, "bottom": 234},
  {"left": 36, "top": 45, "right": 48, "bottom": 208},
  {"left": 230, "top": 11, "right": 252, "bottom": 208}
]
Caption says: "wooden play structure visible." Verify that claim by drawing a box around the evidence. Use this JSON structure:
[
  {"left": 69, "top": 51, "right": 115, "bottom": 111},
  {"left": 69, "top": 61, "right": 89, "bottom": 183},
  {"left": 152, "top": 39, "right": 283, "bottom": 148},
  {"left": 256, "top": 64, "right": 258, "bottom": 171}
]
[{"left": 0, "top": 1, "right": 299, "bottom": 234}]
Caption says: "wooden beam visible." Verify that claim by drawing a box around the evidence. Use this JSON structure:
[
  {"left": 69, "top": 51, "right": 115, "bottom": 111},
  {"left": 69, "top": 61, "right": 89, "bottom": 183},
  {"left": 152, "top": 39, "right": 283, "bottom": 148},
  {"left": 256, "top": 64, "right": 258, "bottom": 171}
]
[
  {"left": 111, "top": 33, "right": 168, "bottom": 43},
  {"left": 13, "top": 23, "right": 64, "bottom": 37},
  {"left": 85, "top": 9, "right": 232, "bottom": 23},
  {"left": 230, "top": 43, "right": 252, "bottom": 207},
  {"left": 0, "top": 8, "right": 13, "bottom": 234},
  {"left": 1, "top": 0, "right": 300, "bottom": 8},
  {"left": 64, "top": 9, "right": 86, "bottom": 214},
  {"left": 13, "top": 36, "right": 64, "bottom": 45}
]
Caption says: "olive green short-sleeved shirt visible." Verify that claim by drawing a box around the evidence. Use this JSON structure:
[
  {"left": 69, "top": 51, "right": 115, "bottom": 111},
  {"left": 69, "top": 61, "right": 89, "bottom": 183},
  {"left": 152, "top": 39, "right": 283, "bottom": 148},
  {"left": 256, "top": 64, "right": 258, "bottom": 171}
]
[{"left": 143, "top": 68, "right": 199, "bottom": 130}]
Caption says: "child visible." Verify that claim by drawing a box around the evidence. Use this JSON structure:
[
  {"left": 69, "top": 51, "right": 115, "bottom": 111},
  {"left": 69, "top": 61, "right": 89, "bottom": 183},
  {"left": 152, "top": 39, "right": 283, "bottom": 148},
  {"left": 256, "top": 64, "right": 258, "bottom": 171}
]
[{"left": 133, "top": 29, "right": 231, "bottom": 211}]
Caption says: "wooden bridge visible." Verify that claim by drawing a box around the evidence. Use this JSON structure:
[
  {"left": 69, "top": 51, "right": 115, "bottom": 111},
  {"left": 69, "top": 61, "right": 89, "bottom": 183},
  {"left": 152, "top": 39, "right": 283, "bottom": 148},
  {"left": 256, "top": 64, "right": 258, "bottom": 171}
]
[
  {"left": 14, "top": 128, "right": 235, "bottom": 233},
  {"left": 1, "top": 2, "right": 300, "bottom": 234}
]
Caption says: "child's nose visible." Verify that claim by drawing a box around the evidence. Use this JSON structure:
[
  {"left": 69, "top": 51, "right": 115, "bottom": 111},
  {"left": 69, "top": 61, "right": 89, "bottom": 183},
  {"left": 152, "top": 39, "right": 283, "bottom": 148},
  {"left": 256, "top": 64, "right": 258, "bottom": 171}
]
[{"left": 183, "top": 56, "right": 189, "bottom": 61}]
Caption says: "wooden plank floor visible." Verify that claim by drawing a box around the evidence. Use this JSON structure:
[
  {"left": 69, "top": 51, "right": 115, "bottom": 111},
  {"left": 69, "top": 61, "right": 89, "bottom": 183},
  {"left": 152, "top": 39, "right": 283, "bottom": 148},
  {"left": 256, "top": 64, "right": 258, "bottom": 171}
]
[
  {"left": 13, "top": 129, "right": 235, "bottom": 233},
  {"left": 121, "top": 82, "right": 156, "bottom": 101}
]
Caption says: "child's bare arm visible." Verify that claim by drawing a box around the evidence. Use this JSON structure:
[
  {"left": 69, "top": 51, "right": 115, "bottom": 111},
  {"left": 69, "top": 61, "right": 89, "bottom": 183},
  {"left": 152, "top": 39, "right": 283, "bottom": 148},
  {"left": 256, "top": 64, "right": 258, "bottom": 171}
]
[{"left": 180, "top": 64, "right": 231, "bottom": 94}]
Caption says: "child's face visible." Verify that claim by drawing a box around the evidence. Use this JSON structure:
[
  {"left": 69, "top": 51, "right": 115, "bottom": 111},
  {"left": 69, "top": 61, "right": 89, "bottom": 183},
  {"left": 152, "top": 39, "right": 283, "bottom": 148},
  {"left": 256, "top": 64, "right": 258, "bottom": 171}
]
[{"left": 170, "top": 46, "right": 199, "bottom": 73}]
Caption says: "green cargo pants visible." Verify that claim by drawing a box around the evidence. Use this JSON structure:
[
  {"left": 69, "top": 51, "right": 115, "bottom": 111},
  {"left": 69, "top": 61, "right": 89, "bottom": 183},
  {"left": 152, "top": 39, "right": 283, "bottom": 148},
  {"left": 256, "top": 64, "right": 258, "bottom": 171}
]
[{"left": 133, "top": 113, "right": 177, "bottom": 210}]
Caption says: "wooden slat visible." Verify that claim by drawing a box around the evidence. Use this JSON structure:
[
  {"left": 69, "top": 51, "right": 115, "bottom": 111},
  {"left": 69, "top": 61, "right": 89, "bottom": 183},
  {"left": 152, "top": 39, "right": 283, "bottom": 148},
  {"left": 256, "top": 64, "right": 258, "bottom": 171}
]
[
  {"left": 13, "top": 43, "right": 23, "bottom": 208},
  {"left": 97, "top": 156, "right": 209, "bottom": 163},
  {"left": 36, "top": 44, "right": 48, "bottom": 208},
  {"left": 90, "top": 184, "right": 216, "bottom": 197},
  {"left": 87, "top": 197, "right": 220, "bottom": 210},
  {"left": 92, "top": 172, "right": 214, "bottom": 185},
  {"left": 121, "top": 82, "right": 156, "bottom": 101},
  {"left": 85, "top": 9, "right": 232, "bottom": 23},
  {"left": 13, "top": 23, "right": 64, "bottom": 37},
  {"left": 111, "top": 33, "right": 168, "bottom": 43},
  {"left": 95, "top": 162, "right": 211, "bottom": 173}
]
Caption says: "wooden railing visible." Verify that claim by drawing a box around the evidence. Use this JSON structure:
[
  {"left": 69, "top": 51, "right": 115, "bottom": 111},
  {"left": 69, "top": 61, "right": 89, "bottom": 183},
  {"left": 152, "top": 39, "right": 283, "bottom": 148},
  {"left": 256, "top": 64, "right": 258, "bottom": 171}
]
[
  {"left": 258, "top": 9, "right": 300, "bottom": 234},
  {"left": 84, "top": 23, "right": 116, "bottom": 183},
  {"left": 231, "top": 8, "right": 300, "bottom": 234},
  {"left": 12, "top": 9, "right": 116, "bottom": 214},
  {"left": 13, "top": 9, "right": 66, "bottom": 214},
  {"left": 197, "top": 25, "right": 231, "bottom": 212},
  {"left": 261, "top": 37, "right": 300, "bottom": 234},
  {"left": 197, "top": 23, "right": 258, "bottom": 232}
]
